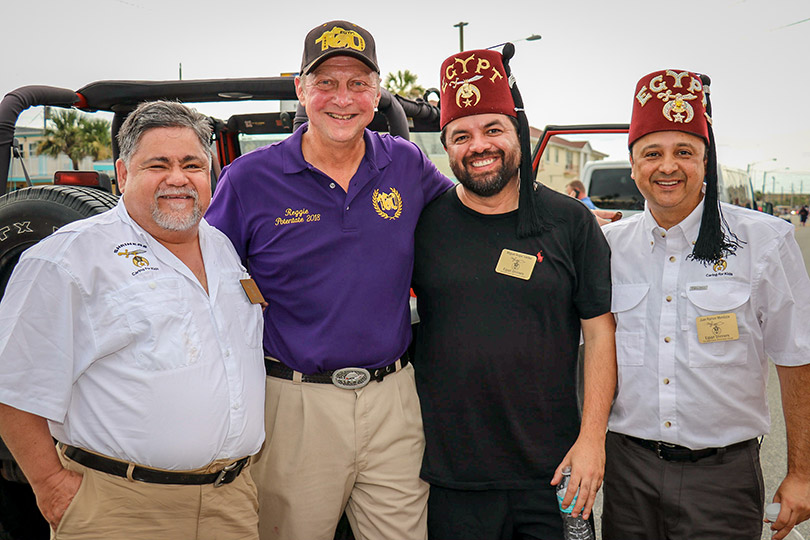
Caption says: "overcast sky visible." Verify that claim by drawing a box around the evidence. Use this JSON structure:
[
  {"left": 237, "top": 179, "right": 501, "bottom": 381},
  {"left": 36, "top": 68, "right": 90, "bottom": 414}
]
[{"left": 3, "top": 0, "right": 808, "bottom": 193}]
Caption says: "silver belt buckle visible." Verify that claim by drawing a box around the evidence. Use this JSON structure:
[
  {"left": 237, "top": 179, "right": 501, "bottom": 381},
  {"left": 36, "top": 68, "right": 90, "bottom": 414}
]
[
  {"left": 213, "top": 460, "right": 239, "bottom": 488},
  {"left": 331, "top": 367, "right": 370, "bottom": 389}
]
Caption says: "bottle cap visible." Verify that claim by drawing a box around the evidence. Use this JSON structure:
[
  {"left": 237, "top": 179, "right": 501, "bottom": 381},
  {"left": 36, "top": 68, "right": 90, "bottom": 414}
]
[{"left": 765, "top": 502, "right": 781, "bottom": 522}]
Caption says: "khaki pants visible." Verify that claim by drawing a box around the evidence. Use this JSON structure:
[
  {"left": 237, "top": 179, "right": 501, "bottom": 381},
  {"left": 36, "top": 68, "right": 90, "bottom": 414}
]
[
  {"left": 53, "top": 446, "right": 259, "bottom": 540},
  {"left": 254, "top": 363, "right": 429, "bottom": 540}
]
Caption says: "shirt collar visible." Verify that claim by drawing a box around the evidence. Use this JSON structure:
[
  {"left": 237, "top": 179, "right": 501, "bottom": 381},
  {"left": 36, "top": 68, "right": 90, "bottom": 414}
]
[
  {"left": 116, "top": 197, "right": 149, "bottom": 241},
  {"left": 642, "top": 198, "right": 704, "bottom": 252},
  {"left": 281, "top": 123, "right": 392, "bottom": 174}
]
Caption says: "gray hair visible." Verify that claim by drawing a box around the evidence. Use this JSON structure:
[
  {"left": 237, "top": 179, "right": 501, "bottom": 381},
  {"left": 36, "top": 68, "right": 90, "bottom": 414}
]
[{"left": 117, "top": 101, "right": 212, "bottom": 165}]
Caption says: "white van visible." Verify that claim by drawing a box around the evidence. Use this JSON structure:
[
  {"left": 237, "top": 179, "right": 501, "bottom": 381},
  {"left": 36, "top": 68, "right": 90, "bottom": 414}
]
[{"left": 580, "top": 160, "right": 641, "bottom": 216}]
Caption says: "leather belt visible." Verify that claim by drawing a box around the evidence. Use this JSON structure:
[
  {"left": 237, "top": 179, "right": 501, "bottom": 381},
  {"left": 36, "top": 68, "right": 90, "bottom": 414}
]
[
  {"left": 623, "top": 434, "right": 756, "bottom": 462},
  {"left": 264, "top": 353, "right": 409, "bottom": 389},
  {"left": 62, "top": 444, "right": 248, "bottom": 487}
]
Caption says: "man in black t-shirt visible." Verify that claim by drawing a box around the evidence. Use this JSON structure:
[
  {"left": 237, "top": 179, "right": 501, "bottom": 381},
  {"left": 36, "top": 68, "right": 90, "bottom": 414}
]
[{"left": 411, "top": 47, "right": 616, "bottom": 539}]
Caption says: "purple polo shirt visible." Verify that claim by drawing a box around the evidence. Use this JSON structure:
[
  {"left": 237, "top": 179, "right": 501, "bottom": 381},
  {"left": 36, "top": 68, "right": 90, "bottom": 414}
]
[{"left": 206, "top": 125, "right": 452, "bottom": 373}]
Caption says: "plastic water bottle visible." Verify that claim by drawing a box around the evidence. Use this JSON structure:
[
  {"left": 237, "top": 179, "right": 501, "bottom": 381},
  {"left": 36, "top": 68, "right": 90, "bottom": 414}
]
[
  {"left": 555, "top": 466, "right": 595, "bottom": 540},
  {"left": 765, "top": 503, "right": 806, "bottom": 540}
]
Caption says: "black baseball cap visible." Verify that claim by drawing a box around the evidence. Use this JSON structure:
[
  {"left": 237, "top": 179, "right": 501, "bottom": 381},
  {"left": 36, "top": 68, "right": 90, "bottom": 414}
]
[{"left": 300, "top": 20, "right": 379, "bottom": 75}]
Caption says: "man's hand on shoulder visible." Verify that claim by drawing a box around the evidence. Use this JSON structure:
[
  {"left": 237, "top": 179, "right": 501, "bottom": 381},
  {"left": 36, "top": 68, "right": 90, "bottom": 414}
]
[
  {"left": 34, "top": 467, "right": 83, "bottom": 529},
  {"left": 592, "top": 209, "right": 622, "bottom": 226}
]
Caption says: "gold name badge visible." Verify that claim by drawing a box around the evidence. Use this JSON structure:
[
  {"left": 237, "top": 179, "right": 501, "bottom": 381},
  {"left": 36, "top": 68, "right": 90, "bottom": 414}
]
[
  {"left": 495, "top": 249, "right": 537, "bottom": 280},
  {"left": 696, "top": 313, "right": 740, "bottom": 344},
  {"left": 240, "top": 278, "right": 266, "bottom": 305}
]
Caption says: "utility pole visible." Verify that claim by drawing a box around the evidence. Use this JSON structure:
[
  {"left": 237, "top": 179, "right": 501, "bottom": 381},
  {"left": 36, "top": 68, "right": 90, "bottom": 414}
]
[
  {"left": 179, "top": 62, "right": 183, "bottom": 81},
  {"left": 454, "top": 22, "right": 469, "bottom": 52}
]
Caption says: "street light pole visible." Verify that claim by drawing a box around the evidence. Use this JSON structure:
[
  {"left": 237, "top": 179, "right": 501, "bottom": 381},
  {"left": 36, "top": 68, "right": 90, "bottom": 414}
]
[
  {"left": 747, "top": 158, "right": 776, "bottom": 206},
  {"left": 487, "top": 34, "right": 542, "bottom": 50},
  {"left": 454, "top": 22, "right": 469, "bottom": 52}
]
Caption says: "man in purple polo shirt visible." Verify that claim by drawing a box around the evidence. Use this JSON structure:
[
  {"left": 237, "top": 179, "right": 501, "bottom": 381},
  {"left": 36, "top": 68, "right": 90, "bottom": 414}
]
[{"left": 205, "top": 20, "right": 452, "bottom": 540}]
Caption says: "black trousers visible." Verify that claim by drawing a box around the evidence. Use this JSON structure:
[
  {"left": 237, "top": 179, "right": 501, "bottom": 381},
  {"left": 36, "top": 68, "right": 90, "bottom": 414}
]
[
  {"left": 427, "top": 483, "right": 588, "bottom": 540},
  {"left": 602, "top": 431, "right": 764, "bottom": 540}
]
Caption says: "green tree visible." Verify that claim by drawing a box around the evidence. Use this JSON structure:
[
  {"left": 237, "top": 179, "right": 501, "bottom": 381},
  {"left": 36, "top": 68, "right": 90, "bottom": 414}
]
[
  {"left": 37, "top": 109, "right": 111, "bottom": 169},
  {"left": 384, "top": 70, "right": 426, "bottom": 100},
  {"left": 80, "top": 117, "right": 112, "bottom": 161}
]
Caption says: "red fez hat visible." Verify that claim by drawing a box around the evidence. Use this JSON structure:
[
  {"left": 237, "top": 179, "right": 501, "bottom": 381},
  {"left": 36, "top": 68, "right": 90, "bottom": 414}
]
[
  {"left": 628, "top": 69, "right": 710, "bottom": 148},
  {"left": 439, "top": 49, "right": 516, "bottom": 129}
]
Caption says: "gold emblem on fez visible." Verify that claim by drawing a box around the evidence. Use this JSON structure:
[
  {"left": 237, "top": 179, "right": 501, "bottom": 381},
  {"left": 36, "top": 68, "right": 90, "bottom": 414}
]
[
  {"left": 659, "top": 91, "right": 697, "bottom": 123},
  {"left": 450, "top": 75, "right": 483, "bottom": 108},
  {"left": 372, "top": 188, "right": 403, "bottom": 220}
]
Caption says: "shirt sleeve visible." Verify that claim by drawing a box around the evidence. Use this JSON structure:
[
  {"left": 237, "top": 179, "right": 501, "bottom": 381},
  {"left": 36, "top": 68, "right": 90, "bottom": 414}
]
[
  {"left": 756, "top": 228, "right": 810, "bottom": 366},
  {"left": 205, "top": 164, "right": 250, "bottom": 265},
  {"left": 572, "top": 208, "right": 612, "bottom": 320},
  {"left": 0, "top": 257, "right": 93, "bottom": 422}
]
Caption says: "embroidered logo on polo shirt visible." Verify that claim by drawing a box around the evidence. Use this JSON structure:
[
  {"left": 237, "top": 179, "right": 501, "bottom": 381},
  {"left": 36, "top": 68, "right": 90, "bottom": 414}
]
[
  {"left": 372, "top": 188, "right": 402, "bottom": 220},
  {"left": 114, "top": 242, "right": 159, "bottom": 276},
  {"left": 274, "top": 207, "right": 321, "bottom": 226},
  {"left": 705, "top": 258, "right": 733, "bottom": 278}
]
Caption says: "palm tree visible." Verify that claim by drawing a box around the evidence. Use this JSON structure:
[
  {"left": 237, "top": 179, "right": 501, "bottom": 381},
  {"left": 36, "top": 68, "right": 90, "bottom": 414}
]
[
  {"left": 37, "top": 110, "right": 111, "bottom": 169},
  {"left": 80, "top": 118, "right": 112, "bottom": 161},
  {"left": 384, "top": 70, "right": 426, "bottom": 100}
]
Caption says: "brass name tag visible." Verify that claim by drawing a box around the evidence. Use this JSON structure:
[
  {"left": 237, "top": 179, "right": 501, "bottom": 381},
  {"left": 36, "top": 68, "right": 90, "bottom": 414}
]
[
  {"left": 495, "top": 249, "right": 537, "bottom": 280},
  {"left": 240, "top": 278, "right": 266, "bottom": 304},
  {"left": 696, "top": 313, "right": 740, "bottom": 343}
]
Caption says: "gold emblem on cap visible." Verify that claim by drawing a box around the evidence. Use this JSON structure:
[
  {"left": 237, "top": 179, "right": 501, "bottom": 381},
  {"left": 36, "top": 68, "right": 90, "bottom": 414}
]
[
  {"left": 372, "top": 188, "right": 403, "bottom": 220},
  {"left": 661, "top": 91, "right": 697, "bottom": 123},
  {"left": 450, "top": 75, "right": 483, "bottom": 108},
  {"left": 316, "top": 26, "right": 365, "bottom": 52}
]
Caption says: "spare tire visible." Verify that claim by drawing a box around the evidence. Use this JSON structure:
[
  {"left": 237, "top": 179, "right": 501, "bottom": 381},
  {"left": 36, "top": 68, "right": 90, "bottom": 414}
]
[{"left": 0, "top": 185, "right": 119, "bottom": 298}]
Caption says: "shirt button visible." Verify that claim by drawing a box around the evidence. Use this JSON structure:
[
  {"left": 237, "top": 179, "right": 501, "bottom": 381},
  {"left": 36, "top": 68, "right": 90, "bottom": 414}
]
[
  {"left": 664, "top": 337, "right": 671, "bottom": 343},
  {"left": 663, "top": 378, "right": 670, "bottom": 385},
  {"left": 661, "top": 232, "right": 667, "bottom": 238},
  {"left": 664, "top": 421, "right": 672, "bottom": 428},
  {"left": 666, "top": 296, "right": 673, "bottom": 302},
  {"left": 148, "top": 282, "right": 157, "bottom": 289},
  {"left": 225, "top": 350, "right": 231, "bottom": 357},
  {"left": 329, "top": 182, "right": 336, "bottom": 189},
  {"left": 650, "top": 241, "right": 654, "bottom": 246},
  {"left": 669, "top": 256, "right": 676, "bottom": 262},
  {"left": 346, "top": 206, "right": 350, "bottom": 211},
  {"left": 231, "top": 403, "right": 240, "bottom": 410}
]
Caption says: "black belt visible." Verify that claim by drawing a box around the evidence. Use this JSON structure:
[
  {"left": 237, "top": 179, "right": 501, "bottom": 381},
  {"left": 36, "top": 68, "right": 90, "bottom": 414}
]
[
  {"left": 623, "top": 434, "right": 756, "bottom": 462},
  {"left": 264, "top": 353, "right": 409, "bottom": 389},
  {"left": 62, "top": 444, "right": 248, "bottom": 487}
]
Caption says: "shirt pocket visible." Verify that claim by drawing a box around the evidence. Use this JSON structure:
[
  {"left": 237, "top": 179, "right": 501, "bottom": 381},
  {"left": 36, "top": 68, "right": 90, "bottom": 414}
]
[
  {"left": 685, "top": 281, "right": 750, "bottom": 366},
  {"left": 116, "top": 278, "right": 202, "bottom": 371},
  {"left": 612, "top": 283, "right": 650, "bottom": 366},
  {"left": 221, "top": 272, "right": 264, "bottom": 350}
]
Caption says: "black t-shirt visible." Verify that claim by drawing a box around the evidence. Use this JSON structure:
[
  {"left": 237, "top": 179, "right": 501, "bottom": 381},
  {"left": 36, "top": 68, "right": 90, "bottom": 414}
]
[{"left": 412, "top": 185, "right": 611, "bottom": 490}]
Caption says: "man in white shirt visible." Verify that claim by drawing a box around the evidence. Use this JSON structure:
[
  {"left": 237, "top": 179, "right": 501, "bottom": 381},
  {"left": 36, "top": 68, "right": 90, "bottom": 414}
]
[
  {"left": 0, "top": 101, "right": 265, "bottom": 540},
  {"left": 601, "top": 69, "right": 810, "bottom": 540}
]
